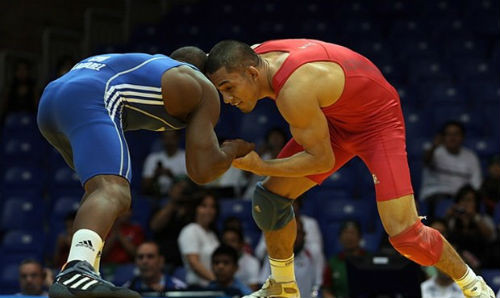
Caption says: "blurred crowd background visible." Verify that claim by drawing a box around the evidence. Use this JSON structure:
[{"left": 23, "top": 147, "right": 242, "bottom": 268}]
[{"left": 0, "top": 0, "right": 499, "bottom": 297}]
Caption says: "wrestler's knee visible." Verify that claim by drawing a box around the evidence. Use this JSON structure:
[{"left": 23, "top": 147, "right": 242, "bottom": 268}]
[
  {"left": 252, "top": 182, "right": 294, "bottom": 231},
  {"left": 389, "top": 220, "right": 444, "bottom": 266},
  {"left": 84, "top": 175, "right": 132, "bottom": 215}
]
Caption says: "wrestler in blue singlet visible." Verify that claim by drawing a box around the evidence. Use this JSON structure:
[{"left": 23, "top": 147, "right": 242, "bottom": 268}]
[{"left": 37, "top": 53, "right": 191, "bottom": 184}]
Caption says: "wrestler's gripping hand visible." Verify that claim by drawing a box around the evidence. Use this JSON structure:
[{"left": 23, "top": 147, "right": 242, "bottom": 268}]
[
  {"left": 232, "top": 150, "right": 263, "bottom": 174},
  {"left": 221, "top": 139, "right": 255, "bottom": 158}
]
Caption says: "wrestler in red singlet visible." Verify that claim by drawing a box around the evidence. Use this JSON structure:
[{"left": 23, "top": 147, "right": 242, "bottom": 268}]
[{"left": 255, "top": 39, "right": 413, "bottom": 202}]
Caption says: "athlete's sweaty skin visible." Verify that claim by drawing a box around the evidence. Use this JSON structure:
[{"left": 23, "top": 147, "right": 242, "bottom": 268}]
[
  {"left": 38, "top": 49, "right": 254, "bottom": 298},
  {"left": 205, "top": 40, "right": 475, "bottom": 293}
]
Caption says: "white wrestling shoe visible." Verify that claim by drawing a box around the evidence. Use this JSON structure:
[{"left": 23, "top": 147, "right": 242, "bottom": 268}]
[
  {"left": 243, "top": 277, "right": 300, "bottom": 298},
  {"left": 462, "top": 276, "right": 495, "bottom": 298}
]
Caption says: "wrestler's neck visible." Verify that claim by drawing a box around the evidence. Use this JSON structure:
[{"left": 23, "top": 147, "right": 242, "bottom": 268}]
[{"left": 259, "top": 53, "right": 288, "bottom": 99}]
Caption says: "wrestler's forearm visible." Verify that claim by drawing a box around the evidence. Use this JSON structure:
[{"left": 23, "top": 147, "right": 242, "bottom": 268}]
[{"left": 258, "top": 151, "right": 334, "bottom": 177}]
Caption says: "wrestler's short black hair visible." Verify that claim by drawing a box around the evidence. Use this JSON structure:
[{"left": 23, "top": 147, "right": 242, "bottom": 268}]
[
  {"left": 206, "top": 40, "right": 260, "bottom": 74},
  {"left": 170, "top": 46, "right": 207, "bottom": 72}
]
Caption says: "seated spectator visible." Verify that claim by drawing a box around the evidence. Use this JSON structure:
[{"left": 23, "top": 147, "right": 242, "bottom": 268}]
[
  {"left": 205, "top": 165, "right": 247, "bottom": 198},
  {"left": 53, "top": 211, "right": 76, "bottom": 268},
  {"left": 322, "top": 220, "right": 368, "bottom": 298},
  {"left": 420, "top": 121, "right": 482, "bottom": 215},
  {"left": 446, "top": 185, "right": 496, "bottom": 263},
  {"left": 102, "top": 210, "right": 145, "bottom": 264},
  {"left": 207, "top": 245, "right": 252, "bottom": 296},
  {"left": 204, "top": 138, "right": 248, "bottom": 198},
  {"left": 142, "top": 130, "right": 187, "bottom": 197},
  {"left": 221, "top": 227, "right": 260, "bottom": 290},
  {"left": 222, "top": 216, "right": 245, "bottom": 232},
  {"left": 256, "top": 127, "right": 288, "bottom": 159},
  {"left": 242, "top": 127, "right": 288, "bottom": 199},
  {"left": 18, "top": 259, "right": 53, "bottom": 296},
  {"left": 420, "top": 267, "right": 465, "bottom": 298},
  {"left": 255, "top": 196, "right": 325, "bottom": 284},
  {"left": 259, "top": 217, "right": 321, "bottom": 298},
  {"left": 480, "top": 155, "right": 500, "bottom": 215},
  {"left": 178, "top": 191, "right": 220, "bottom": 287},
  {"left": 124, "top": 241, "right": 186, "bottom": 294},
  {"left": 422, "top": 218, "right": 448, "bottom": 279},
  {"left": 150, "top": 178, "right": 197, "bottom": 271}
]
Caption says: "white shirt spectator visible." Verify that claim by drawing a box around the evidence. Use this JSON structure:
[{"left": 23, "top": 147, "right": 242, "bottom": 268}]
[
  {"left": 178, "top": 223, "right": 219, "bottom": 286},
  {"left": 236, "top": 252, "right": 260, "bottom": 287},
  {"left": 259, "top": 248, "right": 319, "bottom": 298},
  {"left": 496, "top": 288, "right": 500, "bottom": 298},
  {"left": 205, "top": 166, "right": 248, "bottom": 197},
  {"left": 420, "top": 145, "right": 482, "bottom": 200},
  {"left": 255, "top": 215, "right": 325, "bottom": 284},
  {"left": 142, "top": 150, "right": 186, "bottom": 194},
  {"left": 420, "top": 276, "right": 464, "bottom": 298}
]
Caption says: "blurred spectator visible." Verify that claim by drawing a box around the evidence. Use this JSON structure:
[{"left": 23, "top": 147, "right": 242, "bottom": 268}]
[
  {"left": 243, "top": 127, "right": 288, "bottom": 199},
  {"left": 204, "top": 137, "right": 248, "bottom": 198},
  {"left": 1, "top": 60, "right": 37, "bottom": 121},
  {"left": 150, "top": 179, "right": 197, "bottom": 270},
  {"left": 53, "top": 211, "right": 76, "bottom": 268},
  {"left": 222, "top": 216, "right": 255, "bottom": 254},
  {"left": 259, "top": 127, "right": 289, "bottom": 160},
  {"left": 142, "top": 130, "right": 187, "bottom": 197},
  {"left": 18, "top": 259, "right": 53, "bottom": 296},
  {"left": 446, "top": 185, "right": 496, "bottom": 264},
  {"left": 259, "top": 216, "right": 321, "bottom": 298},
  {"left": 178, "top": 191, "right": 219, "bottom": 287},
  {"left": 497, "top": 288, "right": 500, "bottom": 298},
  {"left": 292, "top": 196, "right": 325, "bottom": 281},
  {"left": 255, "top": 196, "right": 325, "bottom": 282},
  {"left": 480, "top": 155, "right": 500, "bottom": 215},
  {"left": 102, "top": 210, "right": 145, "bottom": 264},
  {"left": 322, "top": 220, "right": 368, "bottom": 298},
  {"left": 222, "top": 216, "right": 245, "bottom": 232},
  {"left": 422, "top": 218, "right": 448, "bottom": 279},
  {"left": 221, "top": 227, "right": 260, "bottom": 290},
  {"left": 124, "top": 241, "right": 186, "bottom": 294},
  {"left": 205, "top": 165, "right": 247, "bottom": 198},
  {"left": 207, "top": 245, "right": 252, "bottom": 296},
  {"left": 420, "top": 121, "right": 482, "bottom": 214},
  {"left": 420, "top": 267, "right": 465, "bottom": 298}
]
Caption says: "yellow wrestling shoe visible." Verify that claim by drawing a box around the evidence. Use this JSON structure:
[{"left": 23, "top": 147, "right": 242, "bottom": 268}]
[
  {"left": 462, "top": 276, "right": 495, "bottom": 298},
  {"left": 243, "top": 277, "right": 300, "bottom": 298}
]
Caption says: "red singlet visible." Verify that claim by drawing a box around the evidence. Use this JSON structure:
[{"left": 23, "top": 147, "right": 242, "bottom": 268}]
[{"left": 255, "top": 39, "right": 413, "bottom": 201}]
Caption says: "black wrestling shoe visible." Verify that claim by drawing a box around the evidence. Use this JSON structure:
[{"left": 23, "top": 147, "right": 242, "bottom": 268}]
[{"left": 49, "top": 260, "right": 141, "bottom": 298}]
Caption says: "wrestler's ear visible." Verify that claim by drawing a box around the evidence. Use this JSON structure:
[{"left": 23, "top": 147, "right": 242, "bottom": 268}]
[{"left": 247, "top": 66, "right": 259, "bottom": 81}]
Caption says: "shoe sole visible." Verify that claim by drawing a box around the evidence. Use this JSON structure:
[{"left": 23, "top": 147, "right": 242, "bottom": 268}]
[{"left": 49, "top": 283, "right": 142, "bottom": 298}]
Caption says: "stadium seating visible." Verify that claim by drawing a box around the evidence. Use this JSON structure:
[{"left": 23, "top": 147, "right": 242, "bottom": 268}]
[
  {"left": 2, "top": 136, "right": 43, "bottom": 166},
  {"left": 1, "top": 197, "right": 44, "bottom": 230},
  {"left": 1, "top": 165, "right": 43, "bottom": 192},
  {"left": 2, "top": 230, "right": 44, "bottom": 257},
  {"left": 0, "top": 0, "right": 499, "bottom": 291},
  {"left": 320, "top": 198, "right": 376, "bottom": 233},
  {"left": 0, "top": 262, "right": 20, "bottom": 294},
  {"left": 481, "top": 269, "right": 500, "bottom": 293},
  {"left": 111, "top": 263, "right": 137, "bottom": 286},
  {"left": 237, "top": 99, "right": 287, "bottom": 143},
  {"left": 50, "top": 167, "right": 81, "bottom": 190},
  {"left": 434, "top": 197, "right": 455, "bottom": 219},
  {"left": 219, "top": 200, "right": 252, "bottom": 222}
]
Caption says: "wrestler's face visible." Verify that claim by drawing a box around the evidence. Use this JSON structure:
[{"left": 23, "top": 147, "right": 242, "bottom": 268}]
[{"left": 209, "top": 67, "right": 260, "bottom": 113}]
